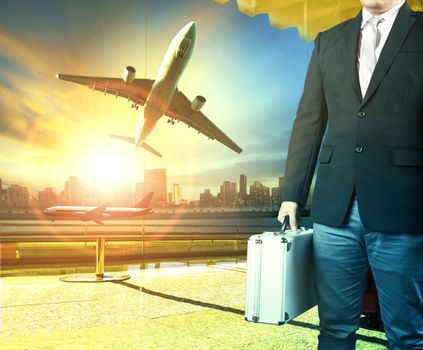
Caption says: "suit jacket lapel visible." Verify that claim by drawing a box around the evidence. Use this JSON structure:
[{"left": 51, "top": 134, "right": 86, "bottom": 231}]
[
  {"left": 360, "top": 3, "right": 418, "bottom": 107},
  {"left": 344, "top": 12, "right": 362, "bottom": 103}
]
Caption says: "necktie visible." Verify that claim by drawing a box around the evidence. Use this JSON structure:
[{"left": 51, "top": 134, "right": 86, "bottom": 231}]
[{"left": 359, "top": 17, "right": 384, "bottom": 97}]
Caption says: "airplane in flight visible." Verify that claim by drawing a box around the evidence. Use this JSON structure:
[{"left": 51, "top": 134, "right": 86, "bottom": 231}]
[
  {"left": 43, "top": 192, "right": 154, "bottom": 224},
  {"left": 56, "top": 21, "right": 243, "bottom": 157}
]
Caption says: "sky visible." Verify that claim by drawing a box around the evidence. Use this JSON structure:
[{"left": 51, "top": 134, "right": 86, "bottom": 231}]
[{"left": 0, "top": 0, "right": 312, "bottom": 199}]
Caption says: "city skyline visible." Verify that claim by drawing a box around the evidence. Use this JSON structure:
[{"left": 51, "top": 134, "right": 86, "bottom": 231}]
[
  {"left": 0, "top": 162, "right": 288, "bottom": 202},
  {"left": 0, "top": 169, "right": 286, "bottom": 208}
]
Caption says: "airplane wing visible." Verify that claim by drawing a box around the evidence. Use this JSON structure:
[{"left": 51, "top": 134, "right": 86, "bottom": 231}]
[
  {"left": 83, "top": 203, "right": 108, "bottom": 220},
  {"left": 56, "top": 74, "right": 154, "bottom": 106},
  {"left": 166, "top": 90, "right": 243, "bottom": 154}
]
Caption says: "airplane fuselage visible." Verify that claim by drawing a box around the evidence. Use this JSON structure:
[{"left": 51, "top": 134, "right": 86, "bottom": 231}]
[
  {"left": 43, "top": 206, "right": 152, "bottom": 221},
  {"left": 135, "top": 21, "right": 197, "bottom": 147}
]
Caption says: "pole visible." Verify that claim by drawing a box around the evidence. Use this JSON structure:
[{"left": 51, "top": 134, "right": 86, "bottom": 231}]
[
  {"left": 141, "top": 224, "right": 145, "bottom": 255},
  {"left": 95, "top": 237, "right": 105, "bottom": 279},
  {"left": 60, "top": 236, "right": 129, "bottom": 282}
]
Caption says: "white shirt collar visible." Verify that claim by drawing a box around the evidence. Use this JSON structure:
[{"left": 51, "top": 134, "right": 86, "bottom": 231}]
[{"left": 361, "top": 0, "right": 405, "bottom": 28}]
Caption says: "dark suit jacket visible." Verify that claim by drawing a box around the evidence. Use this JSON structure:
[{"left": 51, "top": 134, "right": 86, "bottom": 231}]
[{"left": 280, "top": 3, "right": 423, "bottom": 233}]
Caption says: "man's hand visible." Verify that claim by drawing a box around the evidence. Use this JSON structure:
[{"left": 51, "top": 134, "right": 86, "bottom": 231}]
[{"left": 278, "top": 201, "right": 299, "bottom": 232}]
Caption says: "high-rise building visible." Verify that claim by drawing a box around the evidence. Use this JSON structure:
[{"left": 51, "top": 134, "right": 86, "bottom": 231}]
[
  {"left": 249, "top": 181, "right": 270, "bottom": 207},
  {"left": 7, "top": 184, "right": 30, "bottom": 207},
  {"left": 200, "top": 189, "right": 216, "bottom": 207},
  {"left": 64, "top": 176, "right": 80, "bottom": 205},
  {"left": 219, "top": 181, "right": 231, "bottom": 207},
  {"left": 172, "top": 184, "right": 181, "bottom": 205},
  {"left": 144, "top": 169, "right": 167, "bottom": 207},
  {"left": 217, "top": 180, "right": 240, "bottom": 207},
  {"left": 0, "top": 178, "right": 5, "bottom": 207},
  {"left": 231, "top": 182, "right": 237, "bottom": 201},
  {"left": 271, "top": 187, "right": 281, "bottom": 206},
  {"left": 278, "top": 176, "right": 285, "bottom": 203},
  {"left": 278, "top": 176, "right": 285, "bottom": 188},
  {"left": 38, "top": 187, "right": 57, "bottom": 208},
  {"left": 218, "top": 180, "right": 238, "bottom": 207},
  {"left": 239, "top": 174, "right": 247, "bottom": 204}
]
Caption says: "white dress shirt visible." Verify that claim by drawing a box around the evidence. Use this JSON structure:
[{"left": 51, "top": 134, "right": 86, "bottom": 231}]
[{"left": 358, "top": 0, "right": 405, "bottom": 97}]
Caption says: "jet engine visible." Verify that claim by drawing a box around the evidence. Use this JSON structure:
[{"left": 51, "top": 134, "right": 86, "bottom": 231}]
[
  {"left": 123, "top": 66, "right": 136, "bottom": 83},
  {"left": 191, "top": 95, "right": 206, "bottom": 112}
]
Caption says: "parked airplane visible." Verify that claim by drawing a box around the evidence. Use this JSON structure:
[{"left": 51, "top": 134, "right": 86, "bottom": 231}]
[
  {"left": 56, "top": 21, "right": 242, "bottom": 157},
  {"left": 43, "top": 192, "right": 154, "bottom": 224}
]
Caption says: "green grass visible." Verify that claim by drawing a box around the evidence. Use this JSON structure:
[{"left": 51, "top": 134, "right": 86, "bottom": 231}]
[
  {"left": 0, "top": 305, "right": 388, "bottom": 350},
  {"left": 0, "top": 266, "right": 388, "bottom": 350}
]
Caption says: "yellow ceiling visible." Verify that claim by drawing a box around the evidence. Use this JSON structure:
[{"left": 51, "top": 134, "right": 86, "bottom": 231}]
[{"left": 215, "top": 0, "right": 422, "bottom": 40}]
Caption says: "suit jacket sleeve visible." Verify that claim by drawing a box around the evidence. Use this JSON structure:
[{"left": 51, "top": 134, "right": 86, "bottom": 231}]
[{"left": 280, "top": 33, "right": 328, "bottom": 206}]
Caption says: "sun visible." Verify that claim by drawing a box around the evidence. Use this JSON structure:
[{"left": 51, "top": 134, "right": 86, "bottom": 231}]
[
  {"left": 94, "top": 152, "right": 126, "bottom": 185},
  {"left": 83, "top": 142, "right": 136, "bottom": 188}
]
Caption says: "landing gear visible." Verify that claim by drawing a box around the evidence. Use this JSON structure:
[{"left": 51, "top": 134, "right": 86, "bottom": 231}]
[
  {"left": 131, "top": 103, "right": 139, "bottom": 110},
  {"left": 167, "top": 118, "right": 176, "bottom": 125}
]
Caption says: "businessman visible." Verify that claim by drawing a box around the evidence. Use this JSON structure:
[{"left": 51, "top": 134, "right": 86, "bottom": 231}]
[{"left": 278, "top": 0, "right": 423, "bottom": 349}]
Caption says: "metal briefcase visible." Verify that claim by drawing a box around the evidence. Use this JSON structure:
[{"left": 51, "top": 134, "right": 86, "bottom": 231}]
[{"left": 245, "top": 224, "right": 316, "bottom": 325}]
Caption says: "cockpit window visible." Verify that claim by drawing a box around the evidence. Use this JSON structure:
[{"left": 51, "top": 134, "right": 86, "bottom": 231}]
[{"left": 176, "top": 38, "right": 191, "bottom": 59}]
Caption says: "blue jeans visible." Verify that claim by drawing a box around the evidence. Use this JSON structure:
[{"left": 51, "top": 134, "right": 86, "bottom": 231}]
[{"left": 313, "top": 197, "right": 423, "bottom": 350}]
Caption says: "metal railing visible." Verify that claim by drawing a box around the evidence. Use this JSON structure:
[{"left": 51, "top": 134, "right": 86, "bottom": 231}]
[
  {"left": 0, "top": 223, "right": 280, "bottom": 281},
  {"left": 0, "top": 223, "right": 281, "bottom": 243}
]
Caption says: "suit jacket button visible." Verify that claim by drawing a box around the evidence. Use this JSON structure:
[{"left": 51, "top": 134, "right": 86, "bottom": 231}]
[
  {"left": 358, "top": 111, "right": 366, "bottom": 118},
  {"left": 355, "top": 146, "right": 363, "bottom": 153}
]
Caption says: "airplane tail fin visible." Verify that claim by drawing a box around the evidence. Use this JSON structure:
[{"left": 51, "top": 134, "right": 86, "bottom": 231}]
[
  {"left": 135, "top": 192, "right": 154, "bottom": 208},
  {"left": 140, "top": 142, "right": 162, "bottom": 158},
  {"left": 110, "top": 135, "right": 162, "bottom": 158}
]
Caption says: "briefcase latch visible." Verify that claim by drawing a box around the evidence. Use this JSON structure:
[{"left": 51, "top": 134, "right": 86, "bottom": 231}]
[{"left": 281, "top": 237, "right": 292, "bottom": 252}]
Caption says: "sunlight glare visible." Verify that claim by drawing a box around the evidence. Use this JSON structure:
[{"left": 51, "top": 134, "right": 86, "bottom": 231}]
[{"left": 84, "top": 142, "right": 135, "bottom": 189}]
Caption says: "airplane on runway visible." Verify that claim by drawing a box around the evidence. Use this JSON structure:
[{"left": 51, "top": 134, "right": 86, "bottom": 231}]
[
  {"left": 56, "top": 21, "right": 243, "bottom": 157},
  {"left": 43, "top": 192, "right": 154, "bottom": 224}
]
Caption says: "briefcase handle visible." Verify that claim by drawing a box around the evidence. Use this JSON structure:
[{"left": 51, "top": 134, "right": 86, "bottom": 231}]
[
  {"left": 280, "top": 215, "right": 290, "bottom": 233},
  {"left": 278, "top": 215, "right": 301, "bottom": 234}
]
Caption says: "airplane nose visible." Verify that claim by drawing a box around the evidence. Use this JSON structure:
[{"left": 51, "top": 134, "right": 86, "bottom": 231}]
[{"left": 185, "top": 21, "right": 197, "bottom": 38}]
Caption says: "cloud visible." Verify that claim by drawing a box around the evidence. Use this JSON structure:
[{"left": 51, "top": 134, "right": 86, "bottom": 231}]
[
  {"left": 0, "top": 29, "right": 83, "bottom": 149},
  {"left": 215, "top": 0, "right": 422, "bottom": 40}
]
